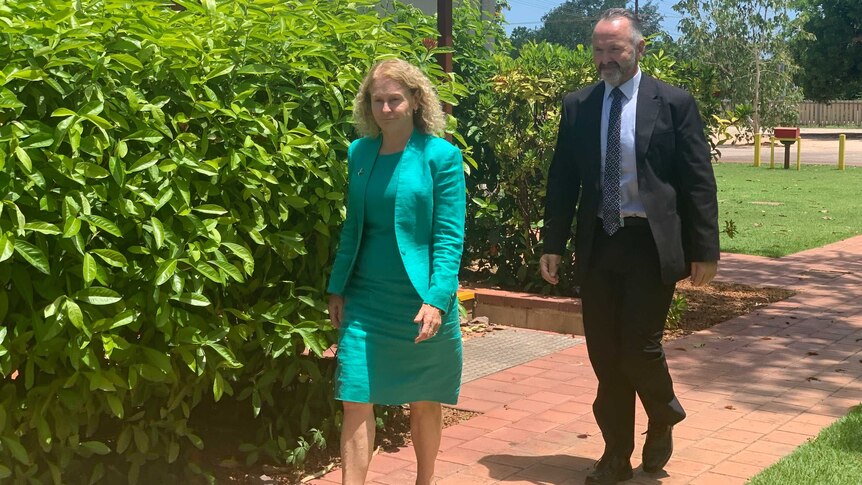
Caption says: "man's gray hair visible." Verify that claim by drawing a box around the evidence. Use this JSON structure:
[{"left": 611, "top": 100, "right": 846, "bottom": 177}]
[{"left": 597, "top": 8, "right": 644, "bottom": 44}]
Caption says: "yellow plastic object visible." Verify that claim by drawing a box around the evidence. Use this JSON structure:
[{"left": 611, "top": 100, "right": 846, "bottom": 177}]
[
  {"left": 839, "top": 134, "right": 846, "bottom": 170},
  {"left": 457, "top": 289, "right": 475, "bottom": 302}
]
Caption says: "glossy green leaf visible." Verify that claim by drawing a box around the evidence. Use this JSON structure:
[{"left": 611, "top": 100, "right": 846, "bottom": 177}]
[
  {"left": 213, "top": 372, "right": 224, "bottom": 401},
  {"left": 35, "top": 415, "right": 52, "bottom": 452},
  {"left": 168, "top": 441, "right": 180, "bottom": 463},
  {"left": 110, "top": 53, "right": 143, "bottom": 71},
  {"left": 238, "top": 64, "right": 278, "bottom": 75},
  {"left": 83, "top": 114, "right": 112, "bottom": 130},
  {"left": 1, "top": 436, "right": 30, "bottom": 465},
  {"left": 108, "top": 310, "right": 137, "bottom": 330},
  {"left": 8, "top": 69, "right": 45, "bottom": 81},
  {"left": 105, "top": 394, "right": 124, "bottom": 418},
  {"left": 65, "top": 299, "right": 85, "bottom": 329},
  {"left": 109, "top": 155, "right": 125, "bottom": 184},
  {"left": 155, "top": 259, "right": 177, "bottom": 286},
  {"left": 81, "top": 440, "right": 112, "bottom": 455},
  {"left": 75, "top": 162, "right": 111, "bottom": 178},
  {"left": 51, "top": 108, "right": 77, "bottom": 117},
  {"left": 212, "top": 260, "right": 244, "bottom": 282},
  {"left": 194, "top": 261, "right": 222, "bottom": 283},
  {"left": 74, "top": 287, "right": 122, "bottom": 305},
  {"left": 86, "top": 371, "right": 115, "bottom": 391},
  {"left": 82, "top": 253, "right": 98, "bottom": 284},
  {"left": 193, "top": 204, "right": 227, "bottom": 215},
  {"left": 23, "top": 221, "right": 61, "bottom": 235},
  {"left": 20, "top": 132, "right": 54, "bottom": 148},
  {"left": 0, "top": 233, "right": 14, "bottom": 262},
  {"left": 0, "top": 88, "right": 24, "bottom": 110},
  {"left": 92, "top": 249, "right": 128, "bottom": 267},
  {"left": 44, "top": 296, "right": 63, "bottom": 318},
  {"left": 171, "top": 293, "right": 210, "bottom": 307},
  {"left": 63, "top": 216, "right": 81, "bottom": 237},
  {"left": 13, "top": 239, "right": 50, "bottom": 274},
  {"left": 128, "top": 151, "right": 161, "bottom": 172},
  {"left": 208, "top": 343, "right": 242, "bottom": 369},
  {"left": 14, "top": 147, "right": 32, "bottom": 172},
  {"left": 116, "top": 427, "right": 132, "bottom": 454},
  {"left": 222, "top": 242, "right": 255, "bottom": 274},
  {"left": 150, "top": 216, "right": 165, "bottom": 249},
  {"left": 125, "top": 129, "right": 163, "bottom": 143},
  {"left": 80, "top": 214, "right": 122, "bottom": 237}
]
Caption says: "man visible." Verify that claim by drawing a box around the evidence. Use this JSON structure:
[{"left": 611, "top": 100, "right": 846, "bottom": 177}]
[{"left": 540, "top": 8, "right": 719, "bottom": 485}]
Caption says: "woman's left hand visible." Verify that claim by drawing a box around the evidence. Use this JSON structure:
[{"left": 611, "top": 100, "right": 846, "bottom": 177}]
[{"left": 413, "top": 303, "right": 442, "bottom": 343}]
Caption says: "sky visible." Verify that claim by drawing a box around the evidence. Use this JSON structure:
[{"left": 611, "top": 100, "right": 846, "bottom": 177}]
[{"left": 500, "top": 0, "right": 684, "bottom": 38}]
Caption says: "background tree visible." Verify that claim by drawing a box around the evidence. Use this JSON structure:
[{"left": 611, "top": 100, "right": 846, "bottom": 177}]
[
  {"left": 673, "top": 0, "right": 805, "bottom": 134},
  {"left": 509, "top": 26, "right": 536, "bottom": 53},
  {"left": 794, "top": 0, "right": 862, "bottom": 101},
  {"left": 507, "top": 0, "right": 664, "bottom": 52}
]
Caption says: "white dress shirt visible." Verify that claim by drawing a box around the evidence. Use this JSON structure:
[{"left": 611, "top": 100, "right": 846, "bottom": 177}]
[{"left": 600, "top": 69, "right": 646, "bottom": 220}]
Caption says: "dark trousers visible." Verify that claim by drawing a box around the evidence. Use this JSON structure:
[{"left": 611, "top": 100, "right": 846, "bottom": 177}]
[{"left": 580, "top": 222, "right": 686, "bottom": 459}]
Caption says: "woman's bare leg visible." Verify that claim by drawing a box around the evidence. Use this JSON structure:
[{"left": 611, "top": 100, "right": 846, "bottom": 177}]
[
  {"left": 341, "top": 401, "right": 375, "bottom": 485},
  {"left": 410, "top": 401, "right": 443, "bottom": 485}
]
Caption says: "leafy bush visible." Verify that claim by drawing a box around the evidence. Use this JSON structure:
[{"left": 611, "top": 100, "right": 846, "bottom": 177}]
[
  {"left": 0, "top": 0, "right": 455, "bottom": 482},
  {"left": 462, "top": 42, "right": 593, "bottom": 293}
]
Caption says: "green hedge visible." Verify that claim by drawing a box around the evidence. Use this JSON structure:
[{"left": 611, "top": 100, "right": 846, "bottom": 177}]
[{"left": 0, "top": 0, "right": 457, "bottom": 482}]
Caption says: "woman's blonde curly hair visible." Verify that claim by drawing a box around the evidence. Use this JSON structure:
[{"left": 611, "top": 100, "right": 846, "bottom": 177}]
[{"left": 353, "top": 58, "right": 446, "bottom": 137}]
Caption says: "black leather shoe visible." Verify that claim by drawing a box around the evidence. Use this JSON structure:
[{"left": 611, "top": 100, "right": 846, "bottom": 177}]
[
  {"left": 642, "top": 423, "right": 674, "bottom": 473},
  {"left": 585, "top": 454, "right": 633, "bottom": 484}
]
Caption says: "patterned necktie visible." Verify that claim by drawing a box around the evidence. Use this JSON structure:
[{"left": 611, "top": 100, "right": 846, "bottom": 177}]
[{"left": 602, "top": 87, "right": 624, "bottom": 236}]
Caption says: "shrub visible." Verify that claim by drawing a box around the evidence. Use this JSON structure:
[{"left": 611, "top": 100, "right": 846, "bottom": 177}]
[
  {"left": 665, "top": 294, "right": 688, "bottom": 329},
  {"left": 0, "top": 0, "right": 455, "bottom": 482},
  {"left": 461, "top": 41, "right": 594, "bottom": 293}
]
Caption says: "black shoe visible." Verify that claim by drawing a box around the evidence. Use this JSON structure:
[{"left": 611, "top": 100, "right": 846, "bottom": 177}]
[
  {"left": 585, "top": 454, "right": 633, "bottom": 484},
  {"left": 642, "top": 423, "right": 674, "bottom": 473}
]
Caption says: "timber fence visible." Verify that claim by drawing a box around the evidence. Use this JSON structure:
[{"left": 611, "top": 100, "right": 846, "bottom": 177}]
[{"left": 799, "top": 100, "right": 862, "bottom": 126}]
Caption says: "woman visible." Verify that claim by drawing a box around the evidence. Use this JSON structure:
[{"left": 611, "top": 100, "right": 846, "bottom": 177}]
[{"left": 326, "top": 58, "right": 466, "bottom": 485}]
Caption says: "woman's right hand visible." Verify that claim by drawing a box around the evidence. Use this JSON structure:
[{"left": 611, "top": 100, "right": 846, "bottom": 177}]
[{"left": 328, "top": 294, "right": 344, "bottom": 328}]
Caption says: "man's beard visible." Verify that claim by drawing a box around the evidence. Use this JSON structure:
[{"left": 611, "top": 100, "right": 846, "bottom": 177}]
[{"left": 599, "top": 59, "right": 636, "bottom": 86}]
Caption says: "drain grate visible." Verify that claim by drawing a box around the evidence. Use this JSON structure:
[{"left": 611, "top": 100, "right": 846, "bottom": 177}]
[{"left": 461, "top": 328, "right": 584, "bottom": 383}]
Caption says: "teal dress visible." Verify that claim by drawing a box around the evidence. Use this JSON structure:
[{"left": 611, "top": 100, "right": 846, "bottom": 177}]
[{"left": 335, "top": 151, "right": 462, "bottom": 405}]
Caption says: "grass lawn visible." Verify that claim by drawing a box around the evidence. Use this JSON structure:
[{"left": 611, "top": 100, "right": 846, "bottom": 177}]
[
  {"left": 714, "top": 164, "right": 862, "bottom": 257},
  {"left": 748, "top": 405, "right": 862, "bottom": 485}
]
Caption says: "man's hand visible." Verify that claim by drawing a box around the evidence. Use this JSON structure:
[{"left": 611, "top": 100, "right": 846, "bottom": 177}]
[
  {"left": 413, "top": 303, "right": 442, "bottom": 344},
  {"left": 690, "top": 261, "right": 718, "bottom": 286},
  {"left": 328, "top": 294, "right": 344, "bottom": 328},
  {"left": 540, "top": 254, "right": 563, "bottom": 285}
]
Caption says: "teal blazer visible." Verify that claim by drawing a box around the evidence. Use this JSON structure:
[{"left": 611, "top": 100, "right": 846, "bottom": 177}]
[{"left": 327, "top": 130, "right": 466, "bottom": 313}]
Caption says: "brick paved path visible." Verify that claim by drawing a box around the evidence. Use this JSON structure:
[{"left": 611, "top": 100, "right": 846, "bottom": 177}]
[{"left": 310, "top": 236, "right": 862, "bottom": 484}]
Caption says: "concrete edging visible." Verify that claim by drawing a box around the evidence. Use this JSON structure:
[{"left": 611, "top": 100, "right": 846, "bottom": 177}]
[{"left": 465, "top": 287, "right": 584, "bottom": 335}]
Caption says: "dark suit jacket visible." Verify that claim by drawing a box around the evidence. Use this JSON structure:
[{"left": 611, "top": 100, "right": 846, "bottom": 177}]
[{"left": 543, "top": 74, "right": 720, "bottom": 284}]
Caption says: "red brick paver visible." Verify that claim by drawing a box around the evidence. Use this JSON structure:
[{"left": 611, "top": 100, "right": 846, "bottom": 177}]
[{"left": 310, "top": 236, "right": 862, "bottom": 484}]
